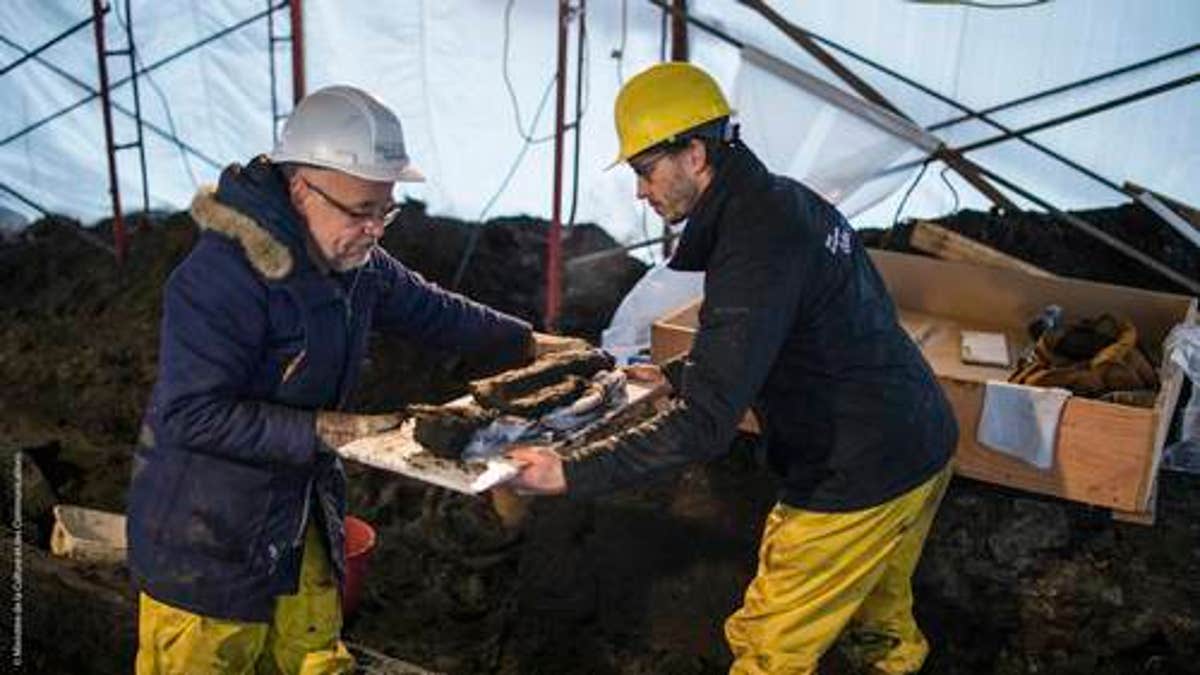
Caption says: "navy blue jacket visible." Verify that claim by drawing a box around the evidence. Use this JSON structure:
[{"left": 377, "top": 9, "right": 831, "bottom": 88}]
[
  {"left": 127, "top": 157, "right": 531, "bottom": 621},
  {"left": 565, "top": 144, "right": 956, "bottom": 511}
]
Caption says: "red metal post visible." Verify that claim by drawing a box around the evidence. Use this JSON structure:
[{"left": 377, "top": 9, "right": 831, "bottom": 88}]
[
  {"left": 670, "top": 0, "right": 688, "bottom": 61},
  {"left": 546, "top": 0, "right": 569, "bottom": 332},
  {"left": 289, "top": 0, "right": 305, "bottom": 103},
  {"left": 92, "top": 0, "right": 127, "bottom": 263}
]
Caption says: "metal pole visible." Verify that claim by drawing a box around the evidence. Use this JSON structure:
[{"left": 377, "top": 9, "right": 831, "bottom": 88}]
[
  {"left": 123, "top": 0, "right": 149, "bottom": 217},
  {"left": 0, "top": 182, "right": 49, "bottom": 216},
  {"left": 928, "top": 42, "right": 1200, "bottom": 133},
  {"left": 91, "top": 0, "right": 127, "bottom": 264},
  {"left": 879, "top": 71, "right": 1200, "bottom": 180},
  {"left": 0, "top": 15, "right": 96, "bottom": 77},
  {"left": 267, "top": 0, "right": 279, "bottom": 144},
  {"left": 546, "top": 0, "right": 570, "bottom": 332},
  {"left": 290, "top": 0, "right": 305, "bottom": 103},
  {"left": 670, "top": 0, "right": 688, "bottom": 61},
  {"left": 954, "top": 72, "right": 1199, "bottom": 156}
]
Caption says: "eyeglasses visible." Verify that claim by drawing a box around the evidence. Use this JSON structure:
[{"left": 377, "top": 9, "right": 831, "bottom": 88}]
[
  {"left": 302, "top": 178, "right": 400, "bottom": 228},
  {"left": 628, "top": 149, "right": 670, "bottom": 180}
]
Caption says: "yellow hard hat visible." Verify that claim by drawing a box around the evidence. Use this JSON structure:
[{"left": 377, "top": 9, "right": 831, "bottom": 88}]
[{"left": 611, "top": 62, "right": 732, "bottom": 167}]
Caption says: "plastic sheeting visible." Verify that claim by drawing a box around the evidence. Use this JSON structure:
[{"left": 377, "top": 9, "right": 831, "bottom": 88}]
[
  {"left": 2, "top": 1, "right": 1198, "bottom": 243},
  {"left": 1162, "top": 324, "right": 1200, "bottom": 474}
]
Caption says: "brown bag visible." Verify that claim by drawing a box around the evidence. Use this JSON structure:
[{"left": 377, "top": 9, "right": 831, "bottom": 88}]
[{"left": 1010, "top": 314, "right": 1158, "bottom": 398}]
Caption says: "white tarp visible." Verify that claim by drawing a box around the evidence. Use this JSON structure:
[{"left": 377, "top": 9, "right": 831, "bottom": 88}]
[{"left": 2, "top": 1, "right": 1198, "bottom": 244}]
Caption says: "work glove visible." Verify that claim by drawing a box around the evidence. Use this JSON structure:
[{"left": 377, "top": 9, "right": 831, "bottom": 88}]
[
  {"left": 316, "top": 410, "right": 405, "bottom": 452},
  {"left": 1011, "top": 314, "right": 1158, "bottom": 397},
  {"left": 529, "top": 331, "right": 590, "bottom": 360}
]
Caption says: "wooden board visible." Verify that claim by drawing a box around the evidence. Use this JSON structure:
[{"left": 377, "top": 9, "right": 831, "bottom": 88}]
[
  {"left": 910, "top": 220, "right": 1055, "bottom": 278},
  {"left": 336, "top": 379, "right": 666, "bottom": 494}
]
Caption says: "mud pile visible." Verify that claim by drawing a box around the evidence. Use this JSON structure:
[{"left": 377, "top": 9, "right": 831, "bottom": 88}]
[{"left": 861, "top": 202, "right": 1200, "bottom": 294}]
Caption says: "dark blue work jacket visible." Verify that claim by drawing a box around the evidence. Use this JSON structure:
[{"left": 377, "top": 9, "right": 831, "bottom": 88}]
[
  {"left": 127, "top": 157, "right": 531, "bottom": 621},
  {"left": 565, "top": 144, "right": 957, "bottom": 511}
]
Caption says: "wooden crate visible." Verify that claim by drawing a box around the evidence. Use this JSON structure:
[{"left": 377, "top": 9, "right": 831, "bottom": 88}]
[{"left": 650, "top": 250, "right": 1197, "bottom": 523}]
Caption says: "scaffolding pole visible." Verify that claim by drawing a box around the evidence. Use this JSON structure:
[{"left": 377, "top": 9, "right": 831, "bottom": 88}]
[
  {"left": 290, "top": 0, "right": 305, "bottom": 103},
  {"left": 928, "top": 41, "right": 1200, "bottom": 133},
  {"left": 91, "top": 0, "right": 128, "bottom": 263},
  {"left": 118, "top": 0, "right": 149, "bottom": 217},
  {"left": 2, "top": 1, "right": 289, "bottom": 150}
]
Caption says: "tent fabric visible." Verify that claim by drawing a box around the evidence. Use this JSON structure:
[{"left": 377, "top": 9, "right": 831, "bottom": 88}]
[{"left": 2, "top": 1, "right": 1198, "bottom": 244}]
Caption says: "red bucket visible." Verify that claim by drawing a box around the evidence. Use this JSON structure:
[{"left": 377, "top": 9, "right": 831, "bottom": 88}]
[{"left": 342, "top": 515, "right": 377, "bottom": 618}]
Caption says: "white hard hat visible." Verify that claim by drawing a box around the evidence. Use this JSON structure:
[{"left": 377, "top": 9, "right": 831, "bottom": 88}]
[{"left": 271, "top": 85, "right": 424, "bottom": 183}]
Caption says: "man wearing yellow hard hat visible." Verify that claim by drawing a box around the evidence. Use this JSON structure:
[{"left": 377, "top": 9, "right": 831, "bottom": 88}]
[{"left": 509, "top": 62, "right": 958, "bottom": 673}]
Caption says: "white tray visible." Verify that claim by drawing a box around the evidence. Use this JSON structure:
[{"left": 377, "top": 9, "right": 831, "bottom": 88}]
[{"left": 336, "top": 379, "right": 666, "bottom": 494}]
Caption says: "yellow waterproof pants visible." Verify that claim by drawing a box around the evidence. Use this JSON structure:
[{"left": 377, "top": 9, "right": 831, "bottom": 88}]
[
  {"left": 725, "top": 465, "right": 952, "bottom": 675},
  {"left": 135, "top": 523, "right": 355, "bottom": 675}
]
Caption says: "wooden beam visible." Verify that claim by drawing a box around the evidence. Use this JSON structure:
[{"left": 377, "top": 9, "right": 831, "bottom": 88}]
[{"left": 909, "top": 220, "right": 1056, "bottom": 278}]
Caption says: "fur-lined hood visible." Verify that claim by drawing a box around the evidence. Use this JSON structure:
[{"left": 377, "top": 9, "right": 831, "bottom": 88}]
[{"left": 190, "top": 186, "right": 294, "bottom": 280}]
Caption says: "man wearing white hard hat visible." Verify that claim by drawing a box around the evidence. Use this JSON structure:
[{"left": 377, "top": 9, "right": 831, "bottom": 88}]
[{"left": 127, "top": 85, "right": 581, "bottom": 673}]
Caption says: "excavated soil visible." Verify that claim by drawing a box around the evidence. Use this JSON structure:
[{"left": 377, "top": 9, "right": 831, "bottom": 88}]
[{"left": 2, "top": 201, "right": 1198, "bottom": 674}]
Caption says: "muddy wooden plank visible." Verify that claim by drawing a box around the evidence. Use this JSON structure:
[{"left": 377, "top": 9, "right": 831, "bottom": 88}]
[
  {"left": 911, "top": 220, "right": 1056, "bottom": 278},
  {"left": 336, "top": 380, "right": 666, "bottom": 494}
]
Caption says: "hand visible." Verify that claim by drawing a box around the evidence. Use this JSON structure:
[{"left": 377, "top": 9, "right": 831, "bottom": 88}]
[
  {"left": 530, "top": 331, "right": 590, "bottom": 359},
  {"left": 623, "top": 363, "right": 666, "bottom": 387},
  {"left": 316, "top": 411, "right": 404, "bottom": 451},
  {"left": 505, "top": 445, "right": 567, "bottom": 495}
]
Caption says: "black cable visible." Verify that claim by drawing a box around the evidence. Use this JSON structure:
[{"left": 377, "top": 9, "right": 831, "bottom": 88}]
[
  {"left": 639, "top": 204, "right": 657, "bottom": 264},
  {"left": 954, "top": 0, "right": 1049, "bottom": 8},
  {"left": 112, "top": 1, "right": 200, "bottom": 191},
  {"left": 892, "top": 159, "right": 931, "bottom": 227},
  {"left": 452, "top": 75, "right": 558, "bottom": 289},
  {"left": 502, "top": 0, "right": 557, "bottom": 144},
  {"left": 566, "top": 2, "right": 587, "bottom": 227},
  {"left": 939, "top": 166, "right": 960, "bottom": 215},
  {"left": 0, "top": 182, "right": 49, "bottom": 216},
  {"left": 0, "top": 14, "right": 96, "bottom": 77},
  {"left": 614, "top": 0, "right": 628, "bottom": 84}
]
